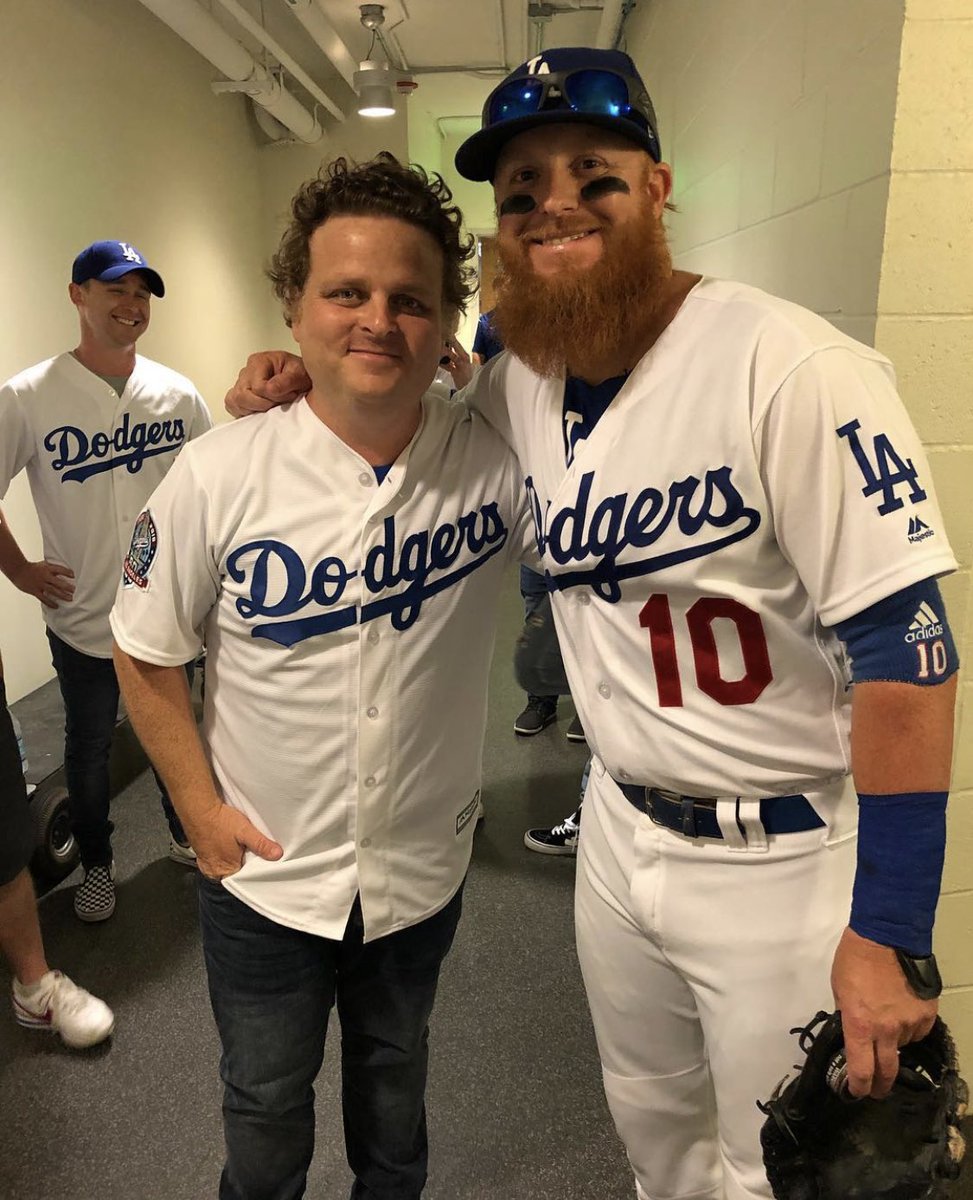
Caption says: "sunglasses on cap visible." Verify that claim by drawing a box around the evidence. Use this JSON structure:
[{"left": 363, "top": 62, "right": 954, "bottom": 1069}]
[{"left": 485, "top": 68, "right": 659, "bottom": 155}]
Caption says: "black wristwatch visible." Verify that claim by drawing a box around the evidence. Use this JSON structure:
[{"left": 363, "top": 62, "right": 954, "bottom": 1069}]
[{"left": 894, "top": 949, "right": 943, "bottom": 1000}]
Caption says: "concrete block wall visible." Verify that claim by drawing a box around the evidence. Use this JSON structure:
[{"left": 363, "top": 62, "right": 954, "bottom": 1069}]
[
  {"left": 875, "top": 0, "right": 973, "bottom": 1056},
  {"left": 625, "top": 0, "right": 905, "bottom": 345},
  {"left": 623, "top": 0, "right": 971, "bottom": 1059}
]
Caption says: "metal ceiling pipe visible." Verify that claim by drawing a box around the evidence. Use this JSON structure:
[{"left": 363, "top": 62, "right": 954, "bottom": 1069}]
[
  {"left": 282, "top": 0, "right": 358, "bottom": 89},
  {"left": 136, "top": 0, "right": 323, "bottom": 142},
  {"left": 595, "top": 0, "right": 624, "bottom": 48},
  {"left": 213, "top": 0, "right": 345, "bottom": 120}
]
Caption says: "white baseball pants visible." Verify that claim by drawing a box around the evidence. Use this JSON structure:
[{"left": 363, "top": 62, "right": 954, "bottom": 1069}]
[{"left": 575, "top": 761, "right": 857, "bottom": 1200}]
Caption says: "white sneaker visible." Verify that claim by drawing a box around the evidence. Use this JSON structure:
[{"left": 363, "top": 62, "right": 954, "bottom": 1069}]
[
  {"left": 168, "top": 836, "right": 197, "bottom": 866},
  {"left": 13, "top": 970, "right": 115, "bottom": 1049}
]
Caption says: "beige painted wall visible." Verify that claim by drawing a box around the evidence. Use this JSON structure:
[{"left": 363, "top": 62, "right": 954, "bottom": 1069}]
[
  {"left": 0, "top": 1, "right": 407, "bottom": 703},
  {"left": 1, "top": 0, "right": 266, "bottom": 701},
  {"left": 874, "top": 0, "right": 973, "bottom": 1057},
  {"left": 626, "top": 0, "right": 905, "bottom": 347}
]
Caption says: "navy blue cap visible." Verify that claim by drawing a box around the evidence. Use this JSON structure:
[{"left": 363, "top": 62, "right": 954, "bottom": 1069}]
[
  {"left": 71, "top": 241, "right": 165, "bottom": 297},
  {"left": 455, "top": 47, "right": 661, "bottom": 183}
]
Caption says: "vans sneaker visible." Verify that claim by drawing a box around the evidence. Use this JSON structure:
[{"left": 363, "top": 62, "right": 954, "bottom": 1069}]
[
  {"left": 13, "top": 970, "right": 114, "bottom": 1049},
  {"left": 524, "top": 805, "right": 582, "bottom": 855},
  {"left": 73, "top": 862, "right": 116, "bottom": 923}
]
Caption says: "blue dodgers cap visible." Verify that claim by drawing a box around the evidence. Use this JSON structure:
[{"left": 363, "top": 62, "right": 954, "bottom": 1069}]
[
  {"left": 71, "top": 240, "right": 165, "bottom": 297},
  {"left": 455, "top": 47, "right": 661, "bottom": 183}
]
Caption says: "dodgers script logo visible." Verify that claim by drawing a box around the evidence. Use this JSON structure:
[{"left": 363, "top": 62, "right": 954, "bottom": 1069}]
[
  {"left": 529, "top": 466, "right": 761, "bottom": 603},
  {"left": 45, "top": 414, "right": 185, "bottom": 483},
  {"left": 226, "top": 503, "right": 508, "bottom": 647}
]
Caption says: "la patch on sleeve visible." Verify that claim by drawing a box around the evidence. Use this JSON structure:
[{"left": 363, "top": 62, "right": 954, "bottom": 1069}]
[{"left": 122, "top": 509, "right": 158, "bottom": 591}]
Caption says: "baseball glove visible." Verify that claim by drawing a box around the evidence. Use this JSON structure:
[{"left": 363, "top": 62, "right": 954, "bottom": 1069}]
[{"left": 758, "top": 1010, "right": 968, "bottom": 1200}]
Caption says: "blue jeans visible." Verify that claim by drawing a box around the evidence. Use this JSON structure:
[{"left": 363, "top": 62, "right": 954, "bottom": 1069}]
[
  {"left": 519, "top": 566, "right": 557, "bottom": 705},
  {"left": 197, "top": 878, "right": 465, "bottom": 1200},
  {"left": 46, "top": 630, "right": 189, "bottom": 867}
]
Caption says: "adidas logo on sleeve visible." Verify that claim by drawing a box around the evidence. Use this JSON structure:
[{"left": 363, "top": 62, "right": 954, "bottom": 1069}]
[{"left": 905, "top": 601, "right": 944, "bottom": 643}]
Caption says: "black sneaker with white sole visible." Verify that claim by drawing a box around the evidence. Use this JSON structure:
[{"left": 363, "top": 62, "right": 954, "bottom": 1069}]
[
  {"left": 73, "top": 863, "right": 116, "bottom": 923},
  {"left": 566, "top": 714, "right": 587, "bottom": 743},
  {"left": 524, "top": 805, "right": 582, "bottom": 855},
  {"left": 514, "top": 696, "right": 558, "bottom": 736}
]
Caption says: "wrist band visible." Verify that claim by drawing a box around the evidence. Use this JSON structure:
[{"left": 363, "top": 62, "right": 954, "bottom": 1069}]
[{"left": 849, "top": 791, "right": 948, "bottom": 957}]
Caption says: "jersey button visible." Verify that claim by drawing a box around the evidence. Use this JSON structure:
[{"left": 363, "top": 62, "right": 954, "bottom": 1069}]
[
  {"left": 578, "top": 593, "right": 590, "bottom": 606},
  {"left": 358, "top": 472, "right": 373, "bottom": 487},
  {"left": 366, "top": 706, "right": 379, "bottom": 719},
  {"left": 360, "top": 837, "right": 372, "bottom": 848},
  {"left": 364, "top": 775, "right": 376, "bottom": 788},
  {"left": 598, "top": 682, "right": 611, "bottom": 698},
  {"left": 367, "top": 629, "right": 380, "bottom": 644},
  {"left": 618, "top": 768, "right": 632, "bottom": 781}
]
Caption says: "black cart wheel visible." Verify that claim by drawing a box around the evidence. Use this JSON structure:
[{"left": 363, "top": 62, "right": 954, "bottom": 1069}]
[{"left": 30, "top": 786, "right": 80, "bottom": 880}]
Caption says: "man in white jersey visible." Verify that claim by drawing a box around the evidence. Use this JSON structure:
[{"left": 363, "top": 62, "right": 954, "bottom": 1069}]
[
  {"left": 0, "top": 241, "right": 212, "bottom": 923},
  {"left": 112, "top": 155, "right": 532, "bottom": 1200},
  {"left": 225, "top": 48, "right": 959, "bottom": 1200}
]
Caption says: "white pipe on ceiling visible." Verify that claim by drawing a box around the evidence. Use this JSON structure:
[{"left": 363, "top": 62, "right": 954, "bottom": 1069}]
[
  {"left": 136, "top": 0, "right": 323, "bottom": 142},
  {"left": 595, "top": 0, "right": 624, "bottom": 48},
  {"left": 282, "top": 0, "right": 358, "bottom": 89},
  {"left": 212, "top": 0, "right": 345, "bottom": 120}
]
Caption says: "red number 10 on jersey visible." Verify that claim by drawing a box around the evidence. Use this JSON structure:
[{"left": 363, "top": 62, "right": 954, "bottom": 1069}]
[{"left": 639, "top": 594, "right": 774, "bottom": 707}]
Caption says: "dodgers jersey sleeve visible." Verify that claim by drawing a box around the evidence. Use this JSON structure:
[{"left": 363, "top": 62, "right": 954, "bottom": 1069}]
[
  {"left": 110, "top": 446, "right": 219, "bottom": 665},
  {"left": 0, "top": 381, "right": 36, "bottom": 497},
  {"left": 755, "top": 346, "right": 956, "bottom": 626}
]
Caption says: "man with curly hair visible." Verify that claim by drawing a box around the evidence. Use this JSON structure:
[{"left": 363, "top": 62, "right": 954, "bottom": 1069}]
[{"left": 111, "top": 154, "right": 533, "bottom": 1200}]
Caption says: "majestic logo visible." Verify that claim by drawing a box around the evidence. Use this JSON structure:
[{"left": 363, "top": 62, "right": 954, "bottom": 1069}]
[
  {"left": 905, "top": 602, "right": 944, "bottom": 643},
  {"left": 45, "top": 414, "right": 185, "bottom": 483},
  {"left": 121, "top": 509, "right": 158, "bottom": 591},
  {"left": 455, "top": 790, "right": 481, "bottom": 836},
  {"left": 528, "top": 466, "right": 761, "bottom": 603},
  {"left": 836, "top": 419, "right": 927, "bottom": 515},
  {"left": 226, "top": 503, "right": 508, "bottom": 647},
  {"left": 907, "top": 515, "right": 935, "bottom": 544}
]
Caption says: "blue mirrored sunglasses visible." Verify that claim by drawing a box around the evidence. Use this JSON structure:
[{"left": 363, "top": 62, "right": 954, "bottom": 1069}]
[{"left": 487, "top": 68, "right": 651, "bottom": 134}]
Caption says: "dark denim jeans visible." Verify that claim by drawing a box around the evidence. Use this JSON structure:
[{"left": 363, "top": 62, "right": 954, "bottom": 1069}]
[
  {"left": 46, "top": 630, "right": 189, "bottom": 867},
  {"left": 197, "top": 878, "right": 464, "bottom": 1200},
  {"left": 519, "top": 566, "right": 558, "bottom": 704}
]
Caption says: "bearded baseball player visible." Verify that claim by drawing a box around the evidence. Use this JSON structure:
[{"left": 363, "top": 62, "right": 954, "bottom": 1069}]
[
  {"left": 224, "top": 48, "right": 959, "bottom": 1200},
  {"left": 112, "top": 156, "right": 533, "bottom": 1200},
  {"left": 0, "top": 241, "right": 212, "bottom": 923}
]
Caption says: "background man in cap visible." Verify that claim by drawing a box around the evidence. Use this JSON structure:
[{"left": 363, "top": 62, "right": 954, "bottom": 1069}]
[
  {"left": 0, "top": 240, "right": 212, "bottom": 924},
  {"left": 225, "top": 47, "right": 959, "bottom": 1200}
]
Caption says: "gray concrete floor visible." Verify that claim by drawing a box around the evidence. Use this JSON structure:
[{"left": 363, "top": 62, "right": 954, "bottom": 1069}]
[
  {"left": 0, "top": 573, "right": 628, "bottom": 1200},
  {"left": 2, "top": 571, "right": 970, "bottom": 1200}
]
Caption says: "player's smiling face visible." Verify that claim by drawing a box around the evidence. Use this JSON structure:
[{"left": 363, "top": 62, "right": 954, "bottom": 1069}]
[
  {"left": 290, "top": 215, "right": 447, "bottom": 412},
  {"left": 493, "top": 124, "right": 668, "bottom": 277},
  {"left": 69, "top": 273, "right": 152, "bottom": 352}
]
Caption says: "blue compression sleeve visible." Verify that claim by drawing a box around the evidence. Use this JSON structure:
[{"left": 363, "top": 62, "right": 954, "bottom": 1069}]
[
  {"left": 850, "top": 791, "right": 948, "bottom": 956},
  {"left": 833, "top": 577, "right": 958, "bottom": 685}
]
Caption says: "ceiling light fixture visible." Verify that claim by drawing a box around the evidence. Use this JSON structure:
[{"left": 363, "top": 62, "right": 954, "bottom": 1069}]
[{"left": 355, "top": 5, "right": 395, "bottom": 118}]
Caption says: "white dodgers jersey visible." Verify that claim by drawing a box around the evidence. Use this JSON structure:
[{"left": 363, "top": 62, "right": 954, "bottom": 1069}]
[{"left": 464, "top": 278, "right": 956, "bottom": 798}]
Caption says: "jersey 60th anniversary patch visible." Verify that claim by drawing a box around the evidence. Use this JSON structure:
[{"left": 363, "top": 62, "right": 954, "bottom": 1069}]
[{"left": 122, "top": 509, "right": 159, "bottom": 591}]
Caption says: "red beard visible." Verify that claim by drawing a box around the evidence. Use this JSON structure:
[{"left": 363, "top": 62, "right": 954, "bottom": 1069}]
[{"left": 492, "top": 207, "right": 673, "bottom": 379}]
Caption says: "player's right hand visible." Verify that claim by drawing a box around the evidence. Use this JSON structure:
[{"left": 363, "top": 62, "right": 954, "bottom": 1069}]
[
  {"left": 13, "top": 559, "right": 75, "bottom": 608},
  {"left": 190, "top": 802, "right": 284, "bottom": 880},
  {"left": 224, "top": 350, "right": 310, "bottom": 418}
]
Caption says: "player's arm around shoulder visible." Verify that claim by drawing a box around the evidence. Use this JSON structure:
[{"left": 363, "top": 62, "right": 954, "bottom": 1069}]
[{"left": 456, "top": 350, "right": 519, "bottom": 452}]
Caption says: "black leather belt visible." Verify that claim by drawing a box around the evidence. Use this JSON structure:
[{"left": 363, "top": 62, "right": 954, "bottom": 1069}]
[{"left": 613, "top": 781, "right": 824, "bottom": 840}]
